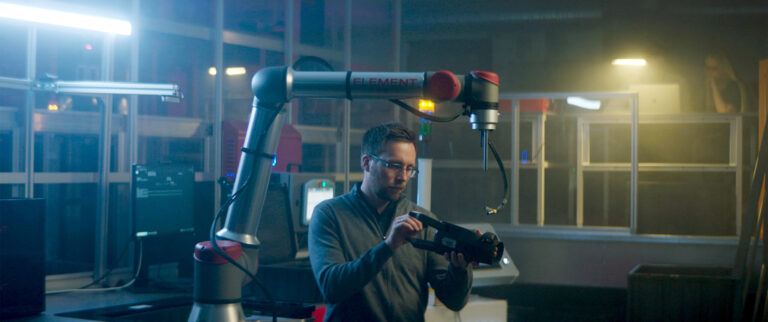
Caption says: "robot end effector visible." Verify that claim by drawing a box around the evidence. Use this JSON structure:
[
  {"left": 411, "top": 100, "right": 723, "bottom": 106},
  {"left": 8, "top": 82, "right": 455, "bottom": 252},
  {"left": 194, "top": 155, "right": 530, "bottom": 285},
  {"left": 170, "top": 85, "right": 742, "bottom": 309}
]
[{"left": 408, "top": 212, "right": 504, "bottom": 266}]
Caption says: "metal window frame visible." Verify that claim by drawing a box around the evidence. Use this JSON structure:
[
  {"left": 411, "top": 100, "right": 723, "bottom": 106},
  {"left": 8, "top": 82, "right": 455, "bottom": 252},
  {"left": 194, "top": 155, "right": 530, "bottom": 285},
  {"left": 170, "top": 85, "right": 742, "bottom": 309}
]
[
  {"left": 0, "top": 21, "right": 216, "bottom": 282},
  {"left": 0, "top": 0, "right": 366, "bottom": 285},
  {"left": 507, "top": 92, "right": 744, "bottom": 237},
  {"left": 507, "top": 92, "right": 639, "bottom": 231}
]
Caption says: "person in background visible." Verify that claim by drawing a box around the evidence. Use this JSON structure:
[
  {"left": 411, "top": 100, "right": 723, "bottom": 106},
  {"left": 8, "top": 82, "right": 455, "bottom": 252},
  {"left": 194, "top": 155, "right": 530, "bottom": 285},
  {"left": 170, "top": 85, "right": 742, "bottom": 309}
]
[
  {"left": 705, "top": 52, "right": 747, "bottom": 113},
  {"left": 308, "top": 122, "right": 473, "bottom": 322}
]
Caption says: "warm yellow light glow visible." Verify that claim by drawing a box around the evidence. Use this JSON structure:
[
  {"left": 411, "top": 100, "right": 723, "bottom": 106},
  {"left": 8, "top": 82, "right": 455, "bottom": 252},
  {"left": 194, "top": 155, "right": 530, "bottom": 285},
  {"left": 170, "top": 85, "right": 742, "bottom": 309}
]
[
  {"left": 209, "top": 67, "right": 247, "bottom": 76},
  {"left": 225, "top": 67, "right": 246, "bottom": 76},
  {"left": 0, "top": 2, "right": 131, "bottom": 35},
  {"left": 612, "top": 58, "right": 647, "bottom": 66},
  {"left": 418, "top": 99, "right": 434, "bottom": 113},
  {"left": 47, "top": 104, "right": 58, "bottom": 111}
]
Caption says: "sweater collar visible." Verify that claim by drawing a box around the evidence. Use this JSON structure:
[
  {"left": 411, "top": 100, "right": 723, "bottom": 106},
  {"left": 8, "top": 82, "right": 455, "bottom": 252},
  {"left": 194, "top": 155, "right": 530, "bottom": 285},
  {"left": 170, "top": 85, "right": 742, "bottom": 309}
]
[{"left": 352, "top": 183, "right": 403, "bottom": 216}]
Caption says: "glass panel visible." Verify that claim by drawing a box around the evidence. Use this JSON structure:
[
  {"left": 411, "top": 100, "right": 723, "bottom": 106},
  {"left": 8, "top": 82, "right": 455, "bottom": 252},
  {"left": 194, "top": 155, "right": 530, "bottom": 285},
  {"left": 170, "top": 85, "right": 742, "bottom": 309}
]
[
  {"left": 518, "top": 169, "right": 538, "bottom": 225},
  {"left": 137, "top": 137, "right": 205, "bottom": 172},
  {"left": 35, "top": 183, "right": 97, "bottom": 274},
  {"left": 110, "top": 134, "right": 122, "bottom": 172},
  {"left": 299, "top": 0, "right": 324, "bottom": 47},
  {"left": 637, "top": 172, "right": 736, "bottom": 236},
  {"left": 589, "top": 124, "right": 630, "bottom": 163},
  {"left": 349, "top": 144, "right": 362, "bottom": 173},
  {"left": 0, "top": 131, "right": 12, "bottom": 172},
  {"left": 107, "top": 183, "right": 131, "bottom": 268},
  {"left": 225, "top": 0, "right": 284, "bottom": 38},
  {"left": 113, "top": 37, "right": 132, "bottom": 82},
  {"left": 534, "top": 96, "right": 633, "bottom": 228},
  {"left": 0, "top": 88, "right": 26, "bottom": 109},
  {"left": 0, "top": 89, "right": 27, "bottom": 173},
  {"left": 425, "top": 113, "right": 513, "bottom": 224},
  {"left": 638, "top": 123, "right": 730, "bottom": 164},
  {"left": 544, "top": 168, "right": 575, "bottom": 226},
  {"left": 428, "top": 121, "right": 495, "bottom": 161},
  {"left": 299, "top": 0, "right": 345, "bottom": 51},
  {"left": 544, "top": 115, "right": 577, "bottom": 164},
  {"left": 0, "top": 22, "right": 27, "bottom": 78},
  {"left": 542, "top": 113, "right": 577, "bottom": 226},
  {"left": 265, "top": 50, "right": 284, "bottom": 67},
  {"left": 301, "top": 144, "right": 338, "bottom": 173},
  {"left": 140, "top": 1, "right": 213, "bottom": 27},
  {"left": 35, "top": 92, "right": 106, "bottom": 112},
  {"left": 296, "top": 99, "right": 344, "bottom": 127},
  {"left": 138, "top": 32, "right": 212, "bottom": 117},
  {"left": 223, "top": 44, "right": 262, "bottom": 122},
  {"left": 0, "top": 185, "right": 24, "bottom": 199},
  {"left": 431, "top": 168, "right": 511, "bottom": 224},
  {"left": 519, "top": 120, "right": 533, "bottom": 164},
  {"left": 351, "top": 100, "right": 397, "bottom": 134},
  {"left": 743, "top": 116, "right": 758, "bottom": 169},
  {"left": 34, "top": 133, "right": 99, "bottom": 172},
  {"left": 0, "top": 88, "right": 27, "bottom": 186},
  {"left": 36, "top": 30, "right": 102, "bottom": 80},
  {"left": 583, "top": 172, "right": 630, "bottom": 227}
]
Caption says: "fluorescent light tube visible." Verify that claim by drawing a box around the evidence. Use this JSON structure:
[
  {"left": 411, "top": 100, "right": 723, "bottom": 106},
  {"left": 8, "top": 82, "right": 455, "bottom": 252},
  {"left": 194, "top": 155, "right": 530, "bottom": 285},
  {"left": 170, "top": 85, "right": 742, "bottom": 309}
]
[
  {"left": 0, "top": 2, "right": 131, "bottom": 35},
  {"left": 612, "top": 58, "right": 647, "bottom": 66},
  {"left": 225, "top": 67, "right": 246, "bottom": 76},
  {"left": 567, "top": 97, "right": 601, "bottom": 110}
]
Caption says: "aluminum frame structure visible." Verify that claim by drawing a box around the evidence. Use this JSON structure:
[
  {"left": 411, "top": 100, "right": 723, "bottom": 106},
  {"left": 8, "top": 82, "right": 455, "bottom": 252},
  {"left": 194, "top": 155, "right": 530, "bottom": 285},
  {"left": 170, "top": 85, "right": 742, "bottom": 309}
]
[
  {"left": 506, "top": 92, "right": 745, "bottom": 237},
  {"left": 0, "top": 25, "right": 202, "bottom": 283},
  {"left": 0, "top": 0, "right": 394, "bottom": 288}
]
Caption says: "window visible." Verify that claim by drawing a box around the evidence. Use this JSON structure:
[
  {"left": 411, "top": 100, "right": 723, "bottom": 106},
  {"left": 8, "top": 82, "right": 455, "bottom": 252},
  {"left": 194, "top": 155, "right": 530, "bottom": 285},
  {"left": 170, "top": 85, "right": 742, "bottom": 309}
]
[
  {"left": 0, "top": 22, "right": 26, "bottom": 78},
  {"left": 506, "top": 94, "right": 748, "bottom": 237}
]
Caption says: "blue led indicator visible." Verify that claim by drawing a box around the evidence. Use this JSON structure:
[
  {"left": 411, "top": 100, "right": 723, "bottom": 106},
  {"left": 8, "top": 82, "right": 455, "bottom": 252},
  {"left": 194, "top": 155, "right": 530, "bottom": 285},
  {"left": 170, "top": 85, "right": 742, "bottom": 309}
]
[
  {"left": 521, "top": 150, "right": 528, "bottom": 164},
  {"left": 322, "top": 181, "right": 327, "bottom": 187},
  {"left": 272, "top": 156, "right": 277, "bottom": 167},
  {"left": 225, "top": 173, "right": 235, "bottom": 177}
]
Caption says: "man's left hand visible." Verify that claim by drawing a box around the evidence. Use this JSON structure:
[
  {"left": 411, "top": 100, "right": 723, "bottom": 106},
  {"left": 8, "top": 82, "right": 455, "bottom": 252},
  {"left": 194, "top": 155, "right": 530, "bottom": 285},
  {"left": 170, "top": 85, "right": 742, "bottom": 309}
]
[
  {"left": 444, "top": 228, "right": 482, "bottom": 269},
  {"left": 444, "top": 251, "right": 471, "bottom": 269}
]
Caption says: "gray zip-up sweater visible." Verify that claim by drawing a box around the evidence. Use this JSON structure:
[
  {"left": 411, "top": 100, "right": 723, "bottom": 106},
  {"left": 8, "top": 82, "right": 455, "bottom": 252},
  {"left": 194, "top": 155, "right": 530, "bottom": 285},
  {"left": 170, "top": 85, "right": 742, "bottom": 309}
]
[{"left": 308, "top": 184, "right": 472, "bottom": 322}]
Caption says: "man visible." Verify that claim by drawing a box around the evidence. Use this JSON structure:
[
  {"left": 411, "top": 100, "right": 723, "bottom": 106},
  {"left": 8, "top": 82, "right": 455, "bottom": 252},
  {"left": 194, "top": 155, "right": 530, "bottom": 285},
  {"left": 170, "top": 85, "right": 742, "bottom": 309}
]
[{"left": 308, "top": 123, "right": 472, "bottom": 322}]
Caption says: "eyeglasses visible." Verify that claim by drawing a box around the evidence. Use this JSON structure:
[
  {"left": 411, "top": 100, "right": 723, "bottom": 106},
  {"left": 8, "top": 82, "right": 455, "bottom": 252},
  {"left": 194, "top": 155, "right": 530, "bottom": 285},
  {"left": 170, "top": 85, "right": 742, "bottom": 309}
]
[{"left": 368, "top": 154, "right": 419, "bottom": 178}]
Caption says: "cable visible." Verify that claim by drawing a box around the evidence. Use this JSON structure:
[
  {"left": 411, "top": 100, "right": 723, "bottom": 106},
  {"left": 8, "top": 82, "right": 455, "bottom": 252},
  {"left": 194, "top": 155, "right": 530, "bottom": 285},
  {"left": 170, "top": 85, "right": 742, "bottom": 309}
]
[
  {"left": 46, "top": 239, "right": 143, "bottom": 295},
  {"left": 209, "top": 175, "right": 277, "bottom": 322},
  {"left": 208, "top": 112, "right": 279, "bottom": 322},
  {"left": 78, "top": 236, "right": 134, "bottom": 289},
  {"left": 390, "top": 99, "right": 465, "bottom": 122},
  {"left": 484, "top": 140, "right": 509, "bottom": 216},
  {"left": 392, "top": 97, "right": 505, "bottom": 215}
]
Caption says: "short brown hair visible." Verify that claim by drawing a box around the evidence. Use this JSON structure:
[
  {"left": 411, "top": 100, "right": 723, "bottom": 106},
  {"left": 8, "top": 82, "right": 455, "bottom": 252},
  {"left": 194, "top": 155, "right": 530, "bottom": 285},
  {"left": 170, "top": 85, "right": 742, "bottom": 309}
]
[{"left": 361, "top": 123, "right": 416, "bottom": 158}]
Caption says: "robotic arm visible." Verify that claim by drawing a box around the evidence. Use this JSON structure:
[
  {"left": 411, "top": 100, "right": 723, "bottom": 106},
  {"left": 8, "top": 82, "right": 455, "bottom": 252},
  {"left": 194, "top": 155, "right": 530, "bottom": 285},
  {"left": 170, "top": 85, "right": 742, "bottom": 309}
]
[
  {"left": 219, "top": 67, "right": 499, "bottom": 246},
  {"left": 189, "top": 66, "right": 500, "bottom": 322}
]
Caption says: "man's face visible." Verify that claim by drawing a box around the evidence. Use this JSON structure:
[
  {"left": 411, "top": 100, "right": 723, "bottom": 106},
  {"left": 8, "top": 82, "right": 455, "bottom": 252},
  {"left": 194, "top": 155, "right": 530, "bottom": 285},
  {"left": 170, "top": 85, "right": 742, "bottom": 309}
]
[{"left": 363, "top": 141, "right": 417, "bottom": 202}]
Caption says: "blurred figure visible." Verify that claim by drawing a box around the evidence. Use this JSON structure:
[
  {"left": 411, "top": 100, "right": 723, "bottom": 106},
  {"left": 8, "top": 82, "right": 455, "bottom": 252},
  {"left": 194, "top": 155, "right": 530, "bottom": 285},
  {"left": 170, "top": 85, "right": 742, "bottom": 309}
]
[
  {"left": 117, "top": 97, "right": 129, "bottom": 115},
  {"left": 704, "top": 52, "right": 747, "bottom": 113}
]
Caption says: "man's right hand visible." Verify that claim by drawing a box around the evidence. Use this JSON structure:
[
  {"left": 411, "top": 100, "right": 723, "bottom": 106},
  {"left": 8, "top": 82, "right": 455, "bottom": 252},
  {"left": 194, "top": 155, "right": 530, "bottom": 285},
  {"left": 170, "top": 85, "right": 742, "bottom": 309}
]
[{"left": 385, "top": 214, "right": 423, "bottom": 250}]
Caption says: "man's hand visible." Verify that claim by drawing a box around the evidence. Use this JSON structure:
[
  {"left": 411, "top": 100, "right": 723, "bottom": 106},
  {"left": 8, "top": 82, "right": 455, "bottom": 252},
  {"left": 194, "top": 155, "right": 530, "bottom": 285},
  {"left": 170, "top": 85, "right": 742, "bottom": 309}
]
[
  {"left": 385, "top": 214, "right": 423, "bottom": 250},
  {"left": 444, "top": 251, "right": 471, "bottom": 269},
  {"left": 444, "top": 229, "right": 482, "bottom": 269}
]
